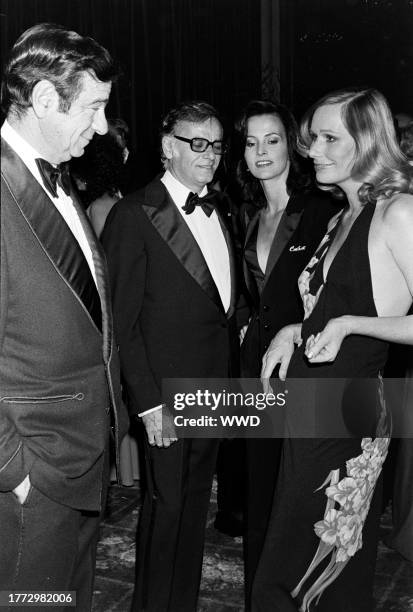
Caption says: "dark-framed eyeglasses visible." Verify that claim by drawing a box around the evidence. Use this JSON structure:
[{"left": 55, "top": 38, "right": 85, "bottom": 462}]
[{"left": 174, "top": 135, "right": 226, "bottom": 155}]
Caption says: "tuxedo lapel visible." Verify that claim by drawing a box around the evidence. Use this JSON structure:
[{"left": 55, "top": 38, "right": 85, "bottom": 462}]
[
  {"left": 244, "top": 208, "right": 260, "bottom": 250},
  {"left": 262, "top": 193, "right": 304, "bottom": 289},
  {"left": 243, "top": 209, "right": 261, "bottom": 305},
  {"left": 1, "top": 138, "right": 103, "bottom": 334},
  {"left": 141, "top": 180, "right": 223, "bottom": 312},
  {"left": 69, "top": 189, "right": 114, "bottom": 363}
]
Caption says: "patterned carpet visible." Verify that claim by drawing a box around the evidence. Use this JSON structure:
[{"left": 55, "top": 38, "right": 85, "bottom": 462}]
[{"left": 93, "top": 481, "right": 413, "bottom": 612}]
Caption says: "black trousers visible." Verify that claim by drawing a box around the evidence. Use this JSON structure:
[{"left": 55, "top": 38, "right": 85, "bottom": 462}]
[
  {"left": 244, "top": 438, "right": 283, "bottom": 610},
  {"left": 251, "top": 438, "right": 383, "bottom": 612},
  {"left": 0, "top": 484, "right": 106, "bottom": 612},
  {"left": 133, "top": 436, "right": 219, "bottom": 612},
  {"left": 216, "top": 437, "right": 246, "bottom": 517}
]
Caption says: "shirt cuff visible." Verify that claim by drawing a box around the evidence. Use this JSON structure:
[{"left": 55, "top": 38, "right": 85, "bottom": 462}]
[{"left": 137, "top": 404, "right": 165, "bottom": 418}]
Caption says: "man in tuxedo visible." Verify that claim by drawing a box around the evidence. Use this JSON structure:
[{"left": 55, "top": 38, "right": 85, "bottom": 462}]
[
  {"left": 102, "top": 101, "right": 238, "bottom": 611},
  {"left": 0, "top": 23, "right": 128, "bottom": 608}
]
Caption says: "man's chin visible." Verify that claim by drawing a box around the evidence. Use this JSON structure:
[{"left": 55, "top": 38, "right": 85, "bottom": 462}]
[
  {"left": 70, "top": 146, "right": 86, "bottom": 159},
  {"left": 196, "top": 171, "right": 214, "bottom": 184}
]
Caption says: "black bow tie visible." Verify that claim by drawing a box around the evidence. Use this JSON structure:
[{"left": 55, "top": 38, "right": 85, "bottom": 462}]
[
  {"left": 35, "top": 158, "right": 71, "bottom": 198},
  {"left": 182, "top": 191, "right": 216, "bottom": 217}
]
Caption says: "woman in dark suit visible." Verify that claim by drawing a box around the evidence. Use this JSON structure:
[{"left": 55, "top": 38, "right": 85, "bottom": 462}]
[{"left": 236, "top": 100, "right": 339, "bottom": 608}]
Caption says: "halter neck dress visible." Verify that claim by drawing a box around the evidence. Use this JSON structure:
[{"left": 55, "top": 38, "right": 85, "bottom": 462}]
[
  {"left": 252, "top": 201, "right": 391, "bottom": 612},
  {"left": 241, "top": 192, "right": 339, "bottom": 608}
]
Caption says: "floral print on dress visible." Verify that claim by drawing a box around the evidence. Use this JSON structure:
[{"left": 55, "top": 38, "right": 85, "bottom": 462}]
[
  {"left": 290, "top": 218, "right": 390, "bottom": 610},
  {"left": 298, "top": 211, "right": 343, "bottom": 321},
  {"left": 290, "top": 380, "right": 390, "bottom": 611}
]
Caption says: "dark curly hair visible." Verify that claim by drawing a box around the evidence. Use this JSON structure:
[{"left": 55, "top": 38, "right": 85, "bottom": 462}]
[
  {"left": 70, "top": 131, "right": 125, "bottom": 206},
  {"left": 235, "top": 100, "right": 311, "bottom": 208},
  {"left": 2, "top": 22, "right": 118, "bottom": 117}
]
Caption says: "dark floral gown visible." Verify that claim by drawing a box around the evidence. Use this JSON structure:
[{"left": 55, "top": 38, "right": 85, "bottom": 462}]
[{"left": 252, "top": 201, "right": 391, "bottom": 612}]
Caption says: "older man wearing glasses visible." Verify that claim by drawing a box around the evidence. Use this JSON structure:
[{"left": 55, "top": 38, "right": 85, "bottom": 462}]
[{"left": 102, "top": 100, "right": 239, "bottom": 612}]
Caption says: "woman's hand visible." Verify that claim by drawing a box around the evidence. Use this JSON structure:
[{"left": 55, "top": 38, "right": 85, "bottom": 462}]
[
  {"left": 305, "top": 316, "right": 352, "bottom": 363},
  {"left": 261, "top": 324, "right": 302, "bottom": 389}
]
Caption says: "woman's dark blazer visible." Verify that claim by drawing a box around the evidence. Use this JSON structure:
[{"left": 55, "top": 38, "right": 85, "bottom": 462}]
[{"left": 240, "top": 189, "right": 339, "bottom": 377}]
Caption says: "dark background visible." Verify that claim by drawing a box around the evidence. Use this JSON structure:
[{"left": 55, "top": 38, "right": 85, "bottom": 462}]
[{"left": 1, "top": 0, "right": 412, "bottom": 185}]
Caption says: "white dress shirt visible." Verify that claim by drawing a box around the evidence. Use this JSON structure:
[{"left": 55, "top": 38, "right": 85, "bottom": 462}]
[
  {"left": 1, "top": 120, "right": 97, "bottom": 285},
  {"left": 138, "top": 170, "right": 232, "bottom": 419},
  {"left": 161, "top": 170, "right": 231, "bottom": 311}
]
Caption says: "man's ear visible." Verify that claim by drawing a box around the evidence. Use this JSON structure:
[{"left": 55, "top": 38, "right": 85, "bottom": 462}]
[
  {"left": 31, "top": 79, "right": 59, "bottom": 118},
  {"left": 162, "top": 134, "right": 175, "bottom": 160}
]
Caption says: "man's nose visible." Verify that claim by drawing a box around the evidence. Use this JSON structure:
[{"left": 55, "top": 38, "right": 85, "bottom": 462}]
[
  {"left": 202, "top": 144, "right": 216, "bottom": 159},
  {"left": 92, "top": 108, "right": 108, "bottom": 135}
]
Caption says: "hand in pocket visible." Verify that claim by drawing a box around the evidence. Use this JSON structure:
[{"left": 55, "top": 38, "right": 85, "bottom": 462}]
[{"left": 13, "top": 474, "right": 31, "bottom": 504}]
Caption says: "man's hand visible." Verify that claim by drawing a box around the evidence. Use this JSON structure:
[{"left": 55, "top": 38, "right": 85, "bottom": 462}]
[
  {"left": 141, "top": 407, "right": 178, "bottom": 448},
  {"left": 13, "top": 474, "right": 31, "bottom": 504},
  {"left": 261, "top": 324, "right": 302, "bottom": 389},
  {"left": 305, "top": 316, "right": 351, "bottom": 363}
]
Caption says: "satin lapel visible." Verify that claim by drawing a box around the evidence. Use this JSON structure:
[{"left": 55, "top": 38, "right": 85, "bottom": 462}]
[
  {"left": 141, "top": 181, "right": 222, "bottom": 311},
  {"left": 244, "top": 208, "right": 260, "bottom": 249},
  {"left": 1, "top": 139, "right": 103, "bottom": 333},
  {"left": 69, "top": 188, "right": 113, "bottom": 362},
  {"left": 215, "top": 209, "right": 237, "bottom": 319},
  {"left": 243, "top": 209, "right": 261, "bottom": 305},
  {"left": 262, "top": 194, "right": 304, "bottom": 289}
]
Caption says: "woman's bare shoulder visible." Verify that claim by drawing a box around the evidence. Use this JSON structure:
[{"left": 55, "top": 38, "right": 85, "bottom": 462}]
[
  {"left": 381, "top": 192, "right": 413, "bottom": 227},
  {"left": 87, "top": 194, "right": 118, "bottom": 217}
]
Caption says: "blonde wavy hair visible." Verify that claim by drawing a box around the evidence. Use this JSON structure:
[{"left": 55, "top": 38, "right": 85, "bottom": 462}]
[{"left": 300, "top": 87, "right": 413, "bottom": 203}]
